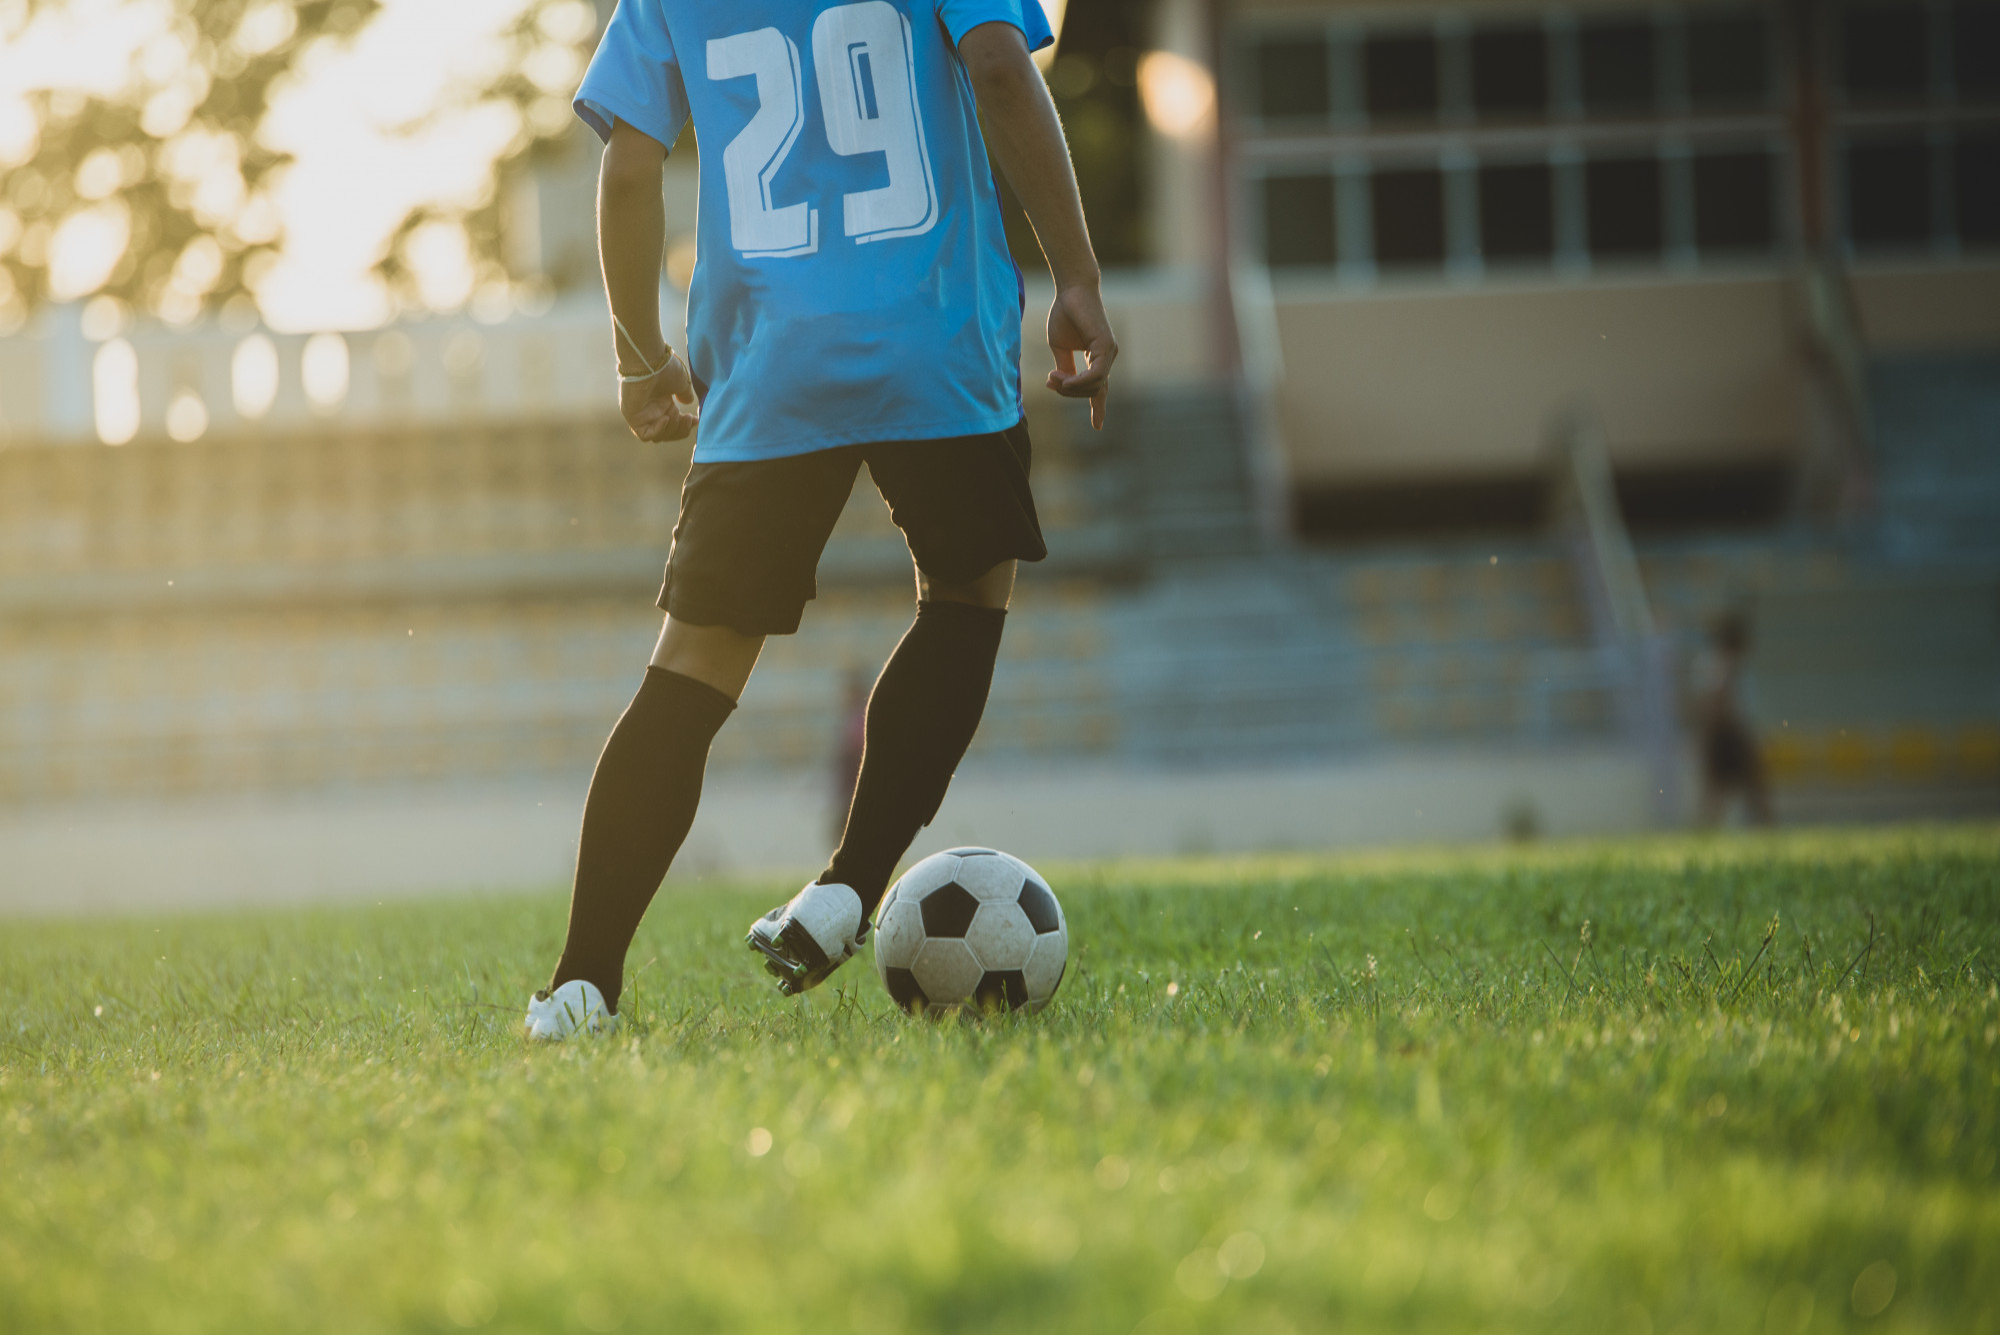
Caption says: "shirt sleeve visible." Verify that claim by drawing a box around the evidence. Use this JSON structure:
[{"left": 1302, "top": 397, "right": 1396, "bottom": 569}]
[
  {"left": 935, "top": 0, "right": 1056, "bottom": 52},
  {"left": 574, "top": 0, "right": 690, "bottom": 149}
]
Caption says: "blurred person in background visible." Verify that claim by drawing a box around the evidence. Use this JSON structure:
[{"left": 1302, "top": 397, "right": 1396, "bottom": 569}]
[{"left": 1693, "top": 610, "right": 1774, "bottom": 828}]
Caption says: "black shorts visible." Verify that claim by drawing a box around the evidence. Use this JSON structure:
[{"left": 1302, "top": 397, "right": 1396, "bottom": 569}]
[{"left": 658, "top": 419, "right": 1047, "bottom": 636}]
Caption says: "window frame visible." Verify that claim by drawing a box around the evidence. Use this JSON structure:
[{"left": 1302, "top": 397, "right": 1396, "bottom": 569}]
[{"left": 1232, "top": 4, "right": 1800, "bottom": 289}]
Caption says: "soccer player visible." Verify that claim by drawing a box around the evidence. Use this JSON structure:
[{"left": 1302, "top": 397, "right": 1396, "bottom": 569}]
[
  {"left": 1693, "top": 610, "right": 1774, "bottom": 828},
  {"left": 525, "top": 0, "right": 1117, "bottom": 1038}
]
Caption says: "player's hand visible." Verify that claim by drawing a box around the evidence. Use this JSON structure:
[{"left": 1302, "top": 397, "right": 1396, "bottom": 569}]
[
  {"left": 618, "top": 348, "right": 699, "bottom": 443},
  {"left": 1046, "top": 283, "right": 1117, "bottom": 430}
]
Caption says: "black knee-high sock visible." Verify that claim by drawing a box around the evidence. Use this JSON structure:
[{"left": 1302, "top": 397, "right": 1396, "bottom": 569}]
[
  {"left": 550, "top": 667, "right": 735, "bottom": 1012},
  {"left": 820, "top": 600, "right": 1006, "bottom": 917}
]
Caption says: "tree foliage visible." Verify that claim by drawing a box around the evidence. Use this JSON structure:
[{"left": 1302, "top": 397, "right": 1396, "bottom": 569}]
[{"left": 0, "top": 0, "right": 590, "bottom": 329}]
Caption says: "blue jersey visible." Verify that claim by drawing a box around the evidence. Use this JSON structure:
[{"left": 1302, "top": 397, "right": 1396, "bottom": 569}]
[{"left": 576, "top": 0, "right": 1054, "bottom": 461}]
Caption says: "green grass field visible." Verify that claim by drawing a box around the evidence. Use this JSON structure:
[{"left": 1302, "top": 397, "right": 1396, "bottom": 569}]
[{"left": 3, "top": 827, "right": 1997, "bottom": 1334}]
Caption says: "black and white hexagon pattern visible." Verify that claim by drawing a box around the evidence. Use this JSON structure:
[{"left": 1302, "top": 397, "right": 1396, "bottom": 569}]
[{"left": 873, "top": 847, "right": 1067, "bottom": 1016}]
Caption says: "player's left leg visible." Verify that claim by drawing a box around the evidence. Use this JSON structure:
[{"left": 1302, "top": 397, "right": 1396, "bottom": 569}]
[
  {"left": 748, "top": 562, "right": 1015, "bottom": 996},
  {"left": 818, "top": 558, "right": 1014, "bottom": 911},
  {"left": 749, "top": 422, "right": 1047, "bottom": 996}
]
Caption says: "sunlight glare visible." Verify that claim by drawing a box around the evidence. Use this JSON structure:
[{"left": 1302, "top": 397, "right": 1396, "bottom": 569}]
[
  {"left": 404, "top": 220, "right": 476, "bottom": 312},
  {"left": 93, "top": 337, "right": 140, "bottom": 445},
  {"left": 301, "top": 332, "right": 349, "bottom": 412},
  {"left": 0, "top": 267, "right": 24, "bottom": 333},
  {"left": 47, "top": 201, "right": 130, "bottom": 300},
  {"left": 1138, "top": 50, "right": 1215, "bottom": 141},
  {"left": 0, "top": 0, "right": 167, "bottom": 103},
  {"left": 74, "top": 146, "right": 125, "bottom": 200},
  {"left": 522, "top": 42, "right": 580, "bottom": 94},
  {"left": 0, "top": 97, "right": 31, "bottom": 165},
  {"left": 256, "top": 0, "right": 541, "bottom": 330},
  {"left": 161, "top": 129, "right": 247, "bottom": 227},
  {"left": 165, "top": 387, "right": 208, "bottom": 442},
  {"left": 79, "top": 294, "right": 127, "bottom": 340},
  {"left": 231, "top": 334, "right": 279, "bottom": 420},
  {"left": 535, "top": 1, "right": 595, "bottom": 45},
  {"left": 1031, "top": 0, "right": 1067, "bottom": 69},
  {"left": 231, "top": 2, "right": 298, "bottom": 58}
]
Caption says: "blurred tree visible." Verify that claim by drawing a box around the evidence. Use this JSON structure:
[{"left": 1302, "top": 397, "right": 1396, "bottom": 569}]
[{"left": 0, "top": 0, "right": 592, "bottom": 328}]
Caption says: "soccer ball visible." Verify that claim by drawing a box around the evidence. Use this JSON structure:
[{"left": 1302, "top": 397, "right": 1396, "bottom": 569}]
[{"left": 873, "top": 847, "right": 1067, "bottom": 1016}]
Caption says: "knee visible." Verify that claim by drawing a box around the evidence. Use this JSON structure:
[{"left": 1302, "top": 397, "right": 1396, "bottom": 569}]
[
  {"left": 924, "top": 582, "right": 1009, "bottom": 610},
  {"left": 919, "top": 560, "right": 1015, "bottom": 610},
  {"left": 649, "top": 617, "right": 765, "bottom": 698}
]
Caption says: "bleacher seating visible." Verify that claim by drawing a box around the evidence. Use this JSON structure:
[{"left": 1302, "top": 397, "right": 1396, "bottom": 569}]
[
  {"left": 2, "top": 361, "right": 1995, "bottom": 808},
  {"left": 0, "top": 392, "right": 1138, "bottom": 802}
]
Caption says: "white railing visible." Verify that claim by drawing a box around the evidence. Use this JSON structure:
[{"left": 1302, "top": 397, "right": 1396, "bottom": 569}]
[
  {"left": 0, "top": 290, "right": 690, "bottom": 447},
  {"left": 0, "top": 269, "right": 1216, "bottom": 449},
  {"left": 1548, "top": 405, "right": 1681, "bottom": 823}
]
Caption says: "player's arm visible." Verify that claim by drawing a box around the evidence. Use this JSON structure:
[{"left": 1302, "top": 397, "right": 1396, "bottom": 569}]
[
  {"left": 958, "top": 21, "right": 1118, "bottom": 429},
  {"left": 599, "top": 118, "right": 697, "bottom": 443}
]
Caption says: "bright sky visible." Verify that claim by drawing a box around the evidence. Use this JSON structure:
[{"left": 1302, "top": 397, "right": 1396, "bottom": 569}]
[
  {"left": 0, "top": 0, "right": 579, "bottom": 331},
  {"left": 256, "top": 0, "right": 570, "bottom": 329}
]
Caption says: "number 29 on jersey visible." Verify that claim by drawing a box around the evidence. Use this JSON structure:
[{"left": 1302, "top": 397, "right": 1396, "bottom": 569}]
[{"left": 708, "top": 1, "right": 941, "bottom": 259}]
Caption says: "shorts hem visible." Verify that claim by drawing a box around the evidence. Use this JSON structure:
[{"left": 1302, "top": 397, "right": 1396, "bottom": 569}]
[
  {"left": 657, "top": 592, "right": 809, "bottom": 639},
  {"left": 689, "top": 408, "right": 1023, "bottom": 463}
]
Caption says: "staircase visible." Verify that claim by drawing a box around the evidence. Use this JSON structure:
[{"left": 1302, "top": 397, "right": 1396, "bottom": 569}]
[
  {"left": 1101, "top": 387, "right": 1264, "bottom": 565},
  {"left": 1869, "top": 352, "right": 2000, "bottom": 565}
]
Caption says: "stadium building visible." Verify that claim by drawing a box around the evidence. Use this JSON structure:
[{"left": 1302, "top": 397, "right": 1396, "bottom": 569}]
[
  {"left": 1144, "top": 0, "right": 1998, "bottom": 537},
  {"left": 0, "top": 0, "right": 1995, "bottom": 907}
]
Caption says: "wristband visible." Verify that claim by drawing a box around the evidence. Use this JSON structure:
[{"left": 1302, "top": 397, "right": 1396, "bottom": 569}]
[{"left": 613, "top": 313, "right": 671, "bottom": 384}]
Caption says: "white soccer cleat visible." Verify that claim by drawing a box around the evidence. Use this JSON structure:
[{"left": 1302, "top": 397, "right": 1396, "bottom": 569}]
[
  {"left": 746, "top": 880, "right": 870, "bottom": 996},
  {"left": 523, "top": 979, "right": 617, "bottom": 1041}
]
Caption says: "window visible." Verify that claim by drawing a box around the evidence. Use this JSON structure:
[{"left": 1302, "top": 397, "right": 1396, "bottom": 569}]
[
  {"left": 1232, "top": 8, "right": 1814, "bottom": 283},
  {"left": 1372, "top": 168, "right": 1447, "bottom": 265},
  {"left": 1825, "top": 4, "right": 1999, "bottom": 252},
  {"left": 1366, "top": 33, "right": 1440, "bottom": 120},
  {"left": 1841, "top": 4, "right": 1931, "bottom": 101},
  {"left": 1846, "top": 137, "right": 1933, "bottom": 245},
  {"left": 1581, "top": 21, "right": 1657, "bottom": 114},
  {"left": 1687, "top": 10, "right": 1772, "bottom": 109},
  {"left": 1693, "top": 150, "right": 1777, "bottom": 251},
  {"left": 1954, "top": 2, "right": 2000, "bottom": 101},
  {"left": 1479, "top": 162, "right": 1555, "bottom": 260},
  {"left": 1954, "top": 132, "right": 2000, "bottom": 242},
  {"left": 1264, "top": 173, "right": 1338, "bottom": 266},
  {"left": 1257, "top": 35, "right": 1330, "bottom": 120},
  {"left": 1472, "top": 25, "right": 1548, "bottom": 119},
  {"left": 1587, "top": 156, "right": 1665, "bottom": 257}
]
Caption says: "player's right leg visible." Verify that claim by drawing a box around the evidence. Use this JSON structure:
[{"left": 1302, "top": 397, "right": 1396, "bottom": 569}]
[
  {"left": 530, "top": 447, "right": 859, "bottom": 1036},
  {"left": 527, "top": 617, "right": 758, "bottom": 1040}
]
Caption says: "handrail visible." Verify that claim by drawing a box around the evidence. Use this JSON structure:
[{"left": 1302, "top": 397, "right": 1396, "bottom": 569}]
[
  {"left": 1548, "top": 406, "right": 1653, "bottom": 644},
  {"left": 1791, "top": 249, "right": 1876, "bottom": 520},
  {"left": 1228, "top": 258, "right": 1293, "bottom": 550},
  {"left": 1548, "top": 405, "right": 1678, "bottom": 823}
]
